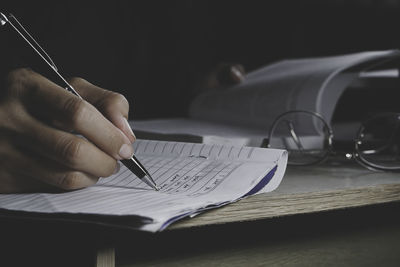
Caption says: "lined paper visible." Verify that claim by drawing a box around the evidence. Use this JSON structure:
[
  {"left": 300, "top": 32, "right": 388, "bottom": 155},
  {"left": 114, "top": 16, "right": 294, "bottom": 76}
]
[{"left": 0, "top": 140, "right": 287, "bottom": 232}]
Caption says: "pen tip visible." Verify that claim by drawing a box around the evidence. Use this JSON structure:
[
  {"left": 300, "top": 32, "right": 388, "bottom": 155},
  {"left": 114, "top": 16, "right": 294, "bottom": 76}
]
[{"left": 140, "top": 174, "right": 160, "bottom": 191}]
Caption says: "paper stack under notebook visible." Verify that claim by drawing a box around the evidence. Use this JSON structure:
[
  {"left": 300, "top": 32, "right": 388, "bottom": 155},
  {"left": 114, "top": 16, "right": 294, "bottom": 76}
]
[{"left": 0, "top": 139, "right": 287, "bottom": 232}]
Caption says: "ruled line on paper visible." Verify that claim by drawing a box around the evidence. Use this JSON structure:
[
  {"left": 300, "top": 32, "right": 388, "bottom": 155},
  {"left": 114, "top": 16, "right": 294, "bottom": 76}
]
[
  {"left": 0, "top": 139, "right": 286, "bottom": 230},
  {"left": 98, "top": 154, "right": 242, "bottom": 197}
]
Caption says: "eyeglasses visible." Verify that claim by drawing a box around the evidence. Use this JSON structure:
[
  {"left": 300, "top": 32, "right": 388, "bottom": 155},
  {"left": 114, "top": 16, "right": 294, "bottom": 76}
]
[{"left": 266, "top": 110, "right": 400, "bottom": 172}]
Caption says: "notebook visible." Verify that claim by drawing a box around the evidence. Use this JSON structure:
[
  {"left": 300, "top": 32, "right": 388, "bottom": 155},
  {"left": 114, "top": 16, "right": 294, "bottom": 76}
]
[{"left": 0, "top": 139, "right": 287, "bottom": 232}]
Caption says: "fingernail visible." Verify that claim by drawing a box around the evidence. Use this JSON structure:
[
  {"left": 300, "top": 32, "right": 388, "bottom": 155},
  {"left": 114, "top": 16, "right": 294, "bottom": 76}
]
[
  {"left": 231, "top": 66, "right": 245, "bottom": 82},
  {"left": 124, "top": 118, "right": 136, "bottom": 140},
  {"left": 119, "top": 144, "right": 134, "bottom": 159}
]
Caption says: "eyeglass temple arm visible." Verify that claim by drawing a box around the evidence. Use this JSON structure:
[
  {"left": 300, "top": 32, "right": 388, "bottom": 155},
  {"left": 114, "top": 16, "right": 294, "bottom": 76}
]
[{"left": 285, "top": 120, "right": 305, "bottom": 151}]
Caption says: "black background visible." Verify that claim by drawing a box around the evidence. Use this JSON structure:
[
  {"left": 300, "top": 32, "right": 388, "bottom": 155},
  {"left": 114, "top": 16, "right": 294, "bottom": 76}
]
[
  {"left": 2, "top": 2, "right": 400, "bottom": 266},
  {"left": 3, "top": 0, "right": 400, "bottom": 119}
]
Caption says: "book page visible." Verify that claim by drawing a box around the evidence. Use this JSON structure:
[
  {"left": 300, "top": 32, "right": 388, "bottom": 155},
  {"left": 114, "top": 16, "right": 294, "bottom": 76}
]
[
  {"left": 189, "top": 50, "right": 400, "bottom": 130},
  {"left": 130, "top": 51, "right": 399, "bottom": 146},
  {"left": 0, "top": 140, "right": 287, "bottom": 232}
]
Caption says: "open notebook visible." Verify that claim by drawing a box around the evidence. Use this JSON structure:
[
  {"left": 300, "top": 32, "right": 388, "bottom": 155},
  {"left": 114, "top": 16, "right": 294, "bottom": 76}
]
[{"left": 0, "top": 140, "right": 287, "bottom": 232}]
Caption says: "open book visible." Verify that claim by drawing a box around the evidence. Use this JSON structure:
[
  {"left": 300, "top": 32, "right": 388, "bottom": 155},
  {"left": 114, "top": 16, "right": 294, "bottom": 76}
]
[
  {"left": 132, "top": 50, "right": 400, "bottom": 146},
  {"left": 0, "top": 140, "right": 287, "bottom": 232}
]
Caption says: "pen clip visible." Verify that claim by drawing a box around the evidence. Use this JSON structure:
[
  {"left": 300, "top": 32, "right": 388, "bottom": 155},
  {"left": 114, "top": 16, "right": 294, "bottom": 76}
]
[
  {"left": 2, "top": 12, "right": 59, "bottom": 72},
  {"left": 0, "top": 12, "right": 7, "bottom": 26}
]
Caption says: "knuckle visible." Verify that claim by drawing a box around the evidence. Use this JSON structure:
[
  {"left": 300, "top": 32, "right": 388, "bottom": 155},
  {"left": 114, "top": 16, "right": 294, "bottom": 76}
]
[
  {"left": 0, "top": 104, "right": 31, "bottom": 141},
  {"left": 102, "top": 159, "right": 118, "bottom": 177},
  {"left": 6, "top": 68, "right": 33, "bottom": 85},
  {"left": 58, "top": 171, "right": 84, "bottom": 190},
  {"left": 68, "top": 77, "right": 87, "bottom": 87},
  {"left": 56, "top": 137, "right": 84, "bottom": 166},
  {"left": 234, "top": 64, "right": 245, "bottom": 73},
  {"left": 62, "top": 97, "right": 89, "bottom": 127},
  {"left": 4, "top": 68, "right": 34, "bottom": 95},
  {"left": 102, "top": 91, "right": 129, "bottom": 111},
  {"left": 110, "top": 92, "right": 129, "bottom": 107}
]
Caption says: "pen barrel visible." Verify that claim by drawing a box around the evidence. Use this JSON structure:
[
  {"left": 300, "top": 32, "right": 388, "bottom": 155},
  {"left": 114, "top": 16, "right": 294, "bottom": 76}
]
[{"left": 121, "top": 159, "right": 146, "bottom": 179}]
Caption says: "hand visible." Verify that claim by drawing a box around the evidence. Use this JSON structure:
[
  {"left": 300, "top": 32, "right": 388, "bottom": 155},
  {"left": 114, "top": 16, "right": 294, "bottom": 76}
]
[
  {"left": 0, "top": 68, "right": 136, "bottom": 193},
  {"left": 200, "top": 63, "right": 246, "bottom": 90}
]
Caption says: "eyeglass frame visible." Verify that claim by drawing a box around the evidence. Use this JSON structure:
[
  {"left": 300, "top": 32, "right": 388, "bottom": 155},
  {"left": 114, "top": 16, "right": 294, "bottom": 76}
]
[{"left": 265, "top": 110, "right": 400, "bottom": 172}]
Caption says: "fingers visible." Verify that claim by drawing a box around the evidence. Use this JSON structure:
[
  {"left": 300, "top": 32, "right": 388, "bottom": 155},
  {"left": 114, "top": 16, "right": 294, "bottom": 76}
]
[
  {"left": 0, "top": 169, "right": 54, "bottom": 193},
  {"left": 0, "top": 174, "right": 54, "bottom": 193},
  {"left": 3, "top": 144, "right": 99, "bottom": 191},
  {"left": 20, "top": 116, "right": 119, "bottom": 178},
  {"left": 199, "top": 63, "right": 246, "bottom": 91},
  {"left": 229, "top": 64, "right": 245, "bottom": 84},
  {"left": 69, "top": 78, "right": 136, "bottom": 143},
  {"left": 23, "top": 73, "right": 134, "bottom": 161},
  {"left": 1, "top": 68, "right": 132, "bottom": 193},
  {"left": 216, "top": 63, "right": 245, "bottom": 86}
]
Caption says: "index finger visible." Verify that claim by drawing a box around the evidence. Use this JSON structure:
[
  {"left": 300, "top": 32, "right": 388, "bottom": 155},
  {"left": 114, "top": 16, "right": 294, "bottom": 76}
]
[
  {"left": 68, "top": 78, "right": 135, "bottom": 143},
  {"left": 26, "top": 72, "right": 134, "bottom": 160}
]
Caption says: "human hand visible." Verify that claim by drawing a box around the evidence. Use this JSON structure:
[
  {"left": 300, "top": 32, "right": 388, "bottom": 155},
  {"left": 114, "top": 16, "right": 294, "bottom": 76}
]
[
  {"left": 0, "top": 68, "right": 135, "bottom": 193},
  {"left": 200, "top": 63, "right": 246, "bottom": 90}
]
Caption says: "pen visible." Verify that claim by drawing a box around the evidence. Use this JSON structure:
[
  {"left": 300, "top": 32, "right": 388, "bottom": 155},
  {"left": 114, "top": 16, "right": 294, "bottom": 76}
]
[{"left": 0, "top": 12, "right": 159, "bottom": 191}]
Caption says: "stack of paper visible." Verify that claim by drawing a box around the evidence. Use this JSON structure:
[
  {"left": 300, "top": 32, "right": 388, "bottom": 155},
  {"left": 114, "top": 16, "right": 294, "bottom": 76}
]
[{"left": 0, "top": 140, "right": 287, "bottom": 232}]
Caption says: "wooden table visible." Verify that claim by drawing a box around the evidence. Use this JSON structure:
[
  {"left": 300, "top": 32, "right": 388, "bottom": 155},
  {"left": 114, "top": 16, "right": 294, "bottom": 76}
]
[{"left": 2, "top": 163, "right": 400, "bottom": 266}]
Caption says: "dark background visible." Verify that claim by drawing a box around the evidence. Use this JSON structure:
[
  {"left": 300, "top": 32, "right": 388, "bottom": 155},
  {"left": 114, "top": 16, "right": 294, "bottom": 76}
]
[
  {"left": 3, "top": 0, "right": 400, "bottom": 119},
  {"left": 2, "top": 3, "right": 400, "bottom": 265}
]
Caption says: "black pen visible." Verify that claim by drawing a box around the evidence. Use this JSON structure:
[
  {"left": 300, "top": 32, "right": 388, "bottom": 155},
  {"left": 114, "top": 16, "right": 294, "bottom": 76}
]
[{"left": 0, "top": 12, "right": 159, "bottom": 191}]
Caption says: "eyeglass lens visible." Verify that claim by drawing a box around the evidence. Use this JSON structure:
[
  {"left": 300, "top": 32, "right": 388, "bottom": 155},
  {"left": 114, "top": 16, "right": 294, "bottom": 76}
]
[
  {"left": 269, "top": 111, "right": 332, "bottom": 165},
  {"left": 356, "top": 113, "right": 400, "bottom": 169}
]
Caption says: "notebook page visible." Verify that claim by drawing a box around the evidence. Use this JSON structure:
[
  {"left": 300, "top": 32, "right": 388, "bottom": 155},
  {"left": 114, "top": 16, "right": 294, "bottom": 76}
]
[{"left": 0, "top": 140, "right": 287, "bottom": 231}]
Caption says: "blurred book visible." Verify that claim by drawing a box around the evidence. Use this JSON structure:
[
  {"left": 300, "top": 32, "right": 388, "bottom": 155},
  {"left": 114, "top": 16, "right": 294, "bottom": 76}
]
[{"left": 132, "top": 50, "right": 400, "bottom": 146}]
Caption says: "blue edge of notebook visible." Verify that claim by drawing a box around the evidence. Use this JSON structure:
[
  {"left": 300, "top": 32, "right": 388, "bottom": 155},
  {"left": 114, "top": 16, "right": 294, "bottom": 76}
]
[{"left": 160, "top": 165, "right": 278, "bottom": 230}]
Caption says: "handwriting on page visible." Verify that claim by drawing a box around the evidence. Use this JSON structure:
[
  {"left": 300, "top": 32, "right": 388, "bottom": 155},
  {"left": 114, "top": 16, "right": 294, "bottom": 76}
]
[
  {"left": 0, "top": 139, "right": 286, "bottom": 233},
  {"left": 99, "top": 155, "right": 243, "bottom": 197},
  {"left": 98, "top": 139, "right": 257, "bottom": 197}
]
